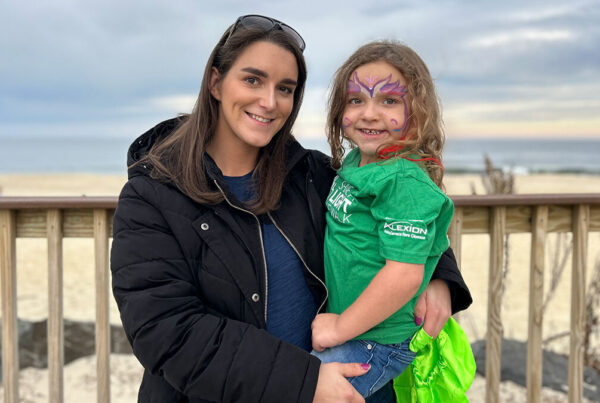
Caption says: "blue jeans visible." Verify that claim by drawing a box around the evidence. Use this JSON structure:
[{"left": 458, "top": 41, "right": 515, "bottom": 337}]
[{"left": 312, "top": 338, "right": 415, "bottom": 399}]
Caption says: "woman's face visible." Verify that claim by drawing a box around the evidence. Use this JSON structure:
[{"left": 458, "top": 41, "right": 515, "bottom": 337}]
[{"left": 210, "top": 41, "right": 298, "bottom": 154}]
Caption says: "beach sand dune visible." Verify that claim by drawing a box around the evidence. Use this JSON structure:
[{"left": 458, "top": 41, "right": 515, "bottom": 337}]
[{"left": 1, "top": 173, "right": 599, "bottom": 402}]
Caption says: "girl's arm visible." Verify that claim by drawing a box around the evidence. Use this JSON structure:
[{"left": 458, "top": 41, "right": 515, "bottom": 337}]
[{"left": 312, "top": 260, "right": 423, "bottom": 351}]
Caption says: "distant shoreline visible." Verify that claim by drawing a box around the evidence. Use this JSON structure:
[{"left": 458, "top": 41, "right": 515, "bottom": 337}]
[
  {"left": 2, "top": 137, "right": 600, "bottom": 175},
  {"left": 1, "top": 172, "right": 599, "bottom": 197}
]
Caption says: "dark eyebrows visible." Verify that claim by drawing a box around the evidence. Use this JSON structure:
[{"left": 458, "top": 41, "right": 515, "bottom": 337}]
[
  {"left": 241, "top": 67, "right": 267, "bottom": 78},
  {"left": 240, "top": 67, "right": 298, "bottom": 86}
]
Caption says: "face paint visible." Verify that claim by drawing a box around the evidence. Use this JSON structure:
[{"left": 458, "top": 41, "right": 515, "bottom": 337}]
[
  {"left": 347, "top": 72, "right": 407, "bottom": 99},
  {"left": 386, "top": 115, "right": 406, "bottom": 133},
  {"left": 342, "top": 61, "right": 412, "bottom": 166}
]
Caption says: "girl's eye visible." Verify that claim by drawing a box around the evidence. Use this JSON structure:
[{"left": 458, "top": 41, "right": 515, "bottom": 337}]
[
  {"left": 348, "top": 98, "right": 361, "bottom": 105},
  {"left": 383, "top": 98, "right": 397, "bottom": 105},
  {"left": 245, "top": 77, "right": 259, "bottom": 85}
]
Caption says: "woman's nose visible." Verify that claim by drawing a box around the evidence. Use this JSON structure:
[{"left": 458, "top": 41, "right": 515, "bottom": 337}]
[{"left": 258, "top": 88, "right": 277, "bottom": 110}]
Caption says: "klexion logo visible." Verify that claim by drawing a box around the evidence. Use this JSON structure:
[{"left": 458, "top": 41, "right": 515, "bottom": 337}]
[{"left": 384, "top": 220, "right": 427, "bottom": 240}]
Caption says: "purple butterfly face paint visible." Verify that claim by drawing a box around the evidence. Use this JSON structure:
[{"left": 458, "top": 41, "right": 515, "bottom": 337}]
[
  {"left": 347, "top": 72, "right": 407, "bottom": 99},
  {"left": 341, "top": 61, "right": 411, "bottom": 165},
  {"left": 344, "top": 69, "right": 409, "bottom": 133}
]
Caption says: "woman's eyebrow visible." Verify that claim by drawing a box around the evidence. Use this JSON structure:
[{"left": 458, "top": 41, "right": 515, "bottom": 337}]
[
  {"left": 242, "top": 67, "right": 268, "bottom": 77},
  {"left": 241, "top": 67, "right": 297, "bottom": 86}
]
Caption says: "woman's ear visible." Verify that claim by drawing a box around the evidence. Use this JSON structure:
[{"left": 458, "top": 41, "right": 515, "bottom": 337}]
[{"left": 209, "top": 67, "right": 221, "bottom": 101}]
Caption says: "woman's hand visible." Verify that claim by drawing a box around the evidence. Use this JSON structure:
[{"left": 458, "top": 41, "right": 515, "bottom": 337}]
[
  {"left": 311, "top": 313, "right": 344, "bottom": 352},
  {"left": 313, "top": 362, "right": 369, "bottom": 403},
  {"left": 413, "top": 278, "right": 451, "bottom": 338}
]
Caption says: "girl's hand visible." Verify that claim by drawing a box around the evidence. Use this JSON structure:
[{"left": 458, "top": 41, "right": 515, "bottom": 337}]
[
  {"left": 413, "top": 278, "right": 451, "bottom": 338},
  {"left": 311, "top": 313, "right": 344, "bottom": 351}
]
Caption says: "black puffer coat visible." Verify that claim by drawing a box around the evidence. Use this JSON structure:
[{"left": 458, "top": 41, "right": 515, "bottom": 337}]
[{"left": 110, "top": 118, "right": 472, "bottom": 402}]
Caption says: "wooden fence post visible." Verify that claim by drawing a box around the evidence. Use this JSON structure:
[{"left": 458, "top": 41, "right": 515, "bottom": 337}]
[
  {"left": 569, "top": 205, "right": 588, "bottom": 403},
  {"left": 486, "top": 206, "right": 505, "bottom": 403},
  {"left": 1, "top": 210, "right": 19, "bottom": 403},
  {"left": 527, "top": 206, "right": 547, "bottom": 403},
  {"left": 94, "top": 209, "right": 111, "bottom": 403},
  {"left": 47, "top": 209, "right": 64, "bottom": 403}
]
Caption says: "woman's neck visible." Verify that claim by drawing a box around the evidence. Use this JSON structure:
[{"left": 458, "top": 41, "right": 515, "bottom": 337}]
[{"left": 206, "top": 135, "right": 259, "bottom": 177}]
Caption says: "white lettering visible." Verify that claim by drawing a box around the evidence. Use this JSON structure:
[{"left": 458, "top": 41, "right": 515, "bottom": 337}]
[{"left": 383, "top": 220, "right": 428, "bottom": 239}]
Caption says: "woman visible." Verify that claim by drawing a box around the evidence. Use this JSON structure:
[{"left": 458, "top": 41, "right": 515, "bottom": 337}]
[{"left": 110, "top": 15, "right": 471, "bottom": 402}]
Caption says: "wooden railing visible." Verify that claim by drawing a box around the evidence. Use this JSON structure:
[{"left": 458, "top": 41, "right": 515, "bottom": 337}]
[{"left": 1, "top": 194, "right": 599, "bottom": 403}]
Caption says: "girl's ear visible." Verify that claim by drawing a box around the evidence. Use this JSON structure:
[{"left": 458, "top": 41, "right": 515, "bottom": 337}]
[{"left": 209, "top": 67, "right": 221, "bottom": 100}]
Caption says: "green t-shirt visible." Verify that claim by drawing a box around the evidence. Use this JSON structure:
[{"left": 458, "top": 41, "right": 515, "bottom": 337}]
[{"left": 324, "top": 148, "right": 454, "bottom": 344}]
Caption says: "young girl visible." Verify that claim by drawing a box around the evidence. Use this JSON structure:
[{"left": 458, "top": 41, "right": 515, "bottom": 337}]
[{"left": 311, "top": 40, "right": 456, "bottom": 399}]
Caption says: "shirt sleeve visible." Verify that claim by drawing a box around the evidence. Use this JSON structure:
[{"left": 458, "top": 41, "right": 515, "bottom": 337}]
[{"left": 370, "top": 173, "right": 449, "bottom": 264}]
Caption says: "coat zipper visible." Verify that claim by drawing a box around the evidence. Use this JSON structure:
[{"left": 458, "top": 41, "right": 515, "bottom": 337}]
[
  {"left": 213, "top": 180, "right": 269, "bottom": 324},
  {"left": 266, "top": 212, "right": 329, "bottom": 314}
]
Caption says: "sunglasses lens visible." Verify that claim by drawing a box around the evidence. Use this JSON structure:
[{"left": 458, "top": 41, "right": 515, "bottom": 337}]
[
  {"left": 280, "top": 26, "right": 306, "bottom": 51},
  {"left": 239, "top": 15, "right": 276, "bottom": 31},
  {"left": 238, "top": 15, "right": 305, "bottom": 51}
]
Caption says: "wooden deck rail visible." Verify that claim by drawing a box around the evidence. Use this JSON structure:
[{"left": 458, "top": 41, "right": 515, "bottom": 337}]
[{"left": 1, "top": 194, "right": 600, "bottom": 402}]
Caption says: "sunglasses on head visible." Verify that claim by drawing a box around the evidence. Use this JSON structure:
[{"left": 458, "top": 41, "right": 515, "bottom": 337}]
[{"left": 226, "top": 14, "right": 306, "bottom": 52}]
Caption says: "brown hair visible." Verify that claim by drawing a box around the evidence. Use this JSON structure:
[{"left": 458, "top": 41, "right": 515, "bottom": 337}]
[
  {"left": 137, "top": 23, "right": 307, "bottom": 213},
  {"left": 327, "top": 40, "right": 445, "bottom": 187}
]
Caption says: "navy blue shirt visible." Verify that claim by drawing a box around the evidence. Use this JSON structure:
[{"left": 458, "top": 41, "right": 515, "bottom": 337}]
[{"left": 223, "top": 172, "right": 318, "bottom": 351}]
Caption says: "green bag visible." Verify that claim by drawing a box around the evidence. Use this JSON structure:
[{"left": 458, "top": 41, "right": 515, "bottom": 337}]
[{"left": 393, "top": 318, "right": 476, "bottom": 402}]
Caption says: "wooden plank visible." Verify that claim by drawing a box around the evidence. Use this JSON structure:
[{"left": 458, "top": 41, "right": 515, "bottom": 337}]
[
  {"left": 547, "top": 205, "right": 574, "bottom": 233},
  {"left": 15, "top": 209, "right": 114, "bottom": 238},
  {"left": 505, "top": 205, "right": 533, "bottom": 233},
  {"left": 569, "top": 205, "right": 588, "bottom": 403},
  {"left": 462, "top": 206, "right": 490, "bottom": 234},
  {"left": 15, "top": 209, "right": 46, "bottom": 238},
  {"left": 94, "top": 209, "right": 111, "bottom": 403},
  {"left": 448, "top": 206, "right": 463, "bottom": 265},
  {"left": 0, "top": 196, "right": 118, "bottom": 209},
  {"left": 10, "top": 203, "right": 594, "bottom": 237},
  {"left": 486, "top": 206, "right": 505, "bottom": 403},
  {"left": 526, "top": 206, "right": 547, "bottom": 403},
  {"left": 4, "top": 193, "right": 600, "bottom": 209},
  {"left": 0, "top": 210, "right": 19, "bottom": 402},
  {"left": 47, "top": 209, "right": 64, "bottom": 403}
]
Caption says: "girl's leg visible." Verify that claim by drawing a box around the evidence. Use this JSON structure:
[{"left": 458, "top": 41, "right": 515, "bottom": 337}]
[
  {"left": 312, "top": 338, "right": 414, "bottom": 398},
  {"left": 365, "top": 338, "right": 415, "bottom": 397},
  {"left": 311, "top": 340, "right": 376, "bottom": 397}
]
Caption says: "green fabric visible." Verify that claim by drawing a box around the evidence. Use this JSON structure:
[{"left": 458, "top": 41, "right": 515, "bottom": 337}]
[
  {"left": 324, "top": 148, "right": 454, "bottom": 344},
  {"left": 393, "top": 318, "right": 476, "bottom": 402}
]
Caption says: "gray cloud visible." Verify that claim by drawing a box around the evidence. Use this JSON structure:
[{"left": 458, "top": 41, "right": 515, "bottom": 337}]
[{"left": 1, "top": 0, "right": 598, "bottom": 138}]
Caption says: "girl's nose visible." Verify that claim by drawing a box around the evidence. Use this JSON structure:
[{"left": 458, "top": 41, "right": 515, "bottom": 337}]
[{"left": 361, "top": 102, "right": 379, "bottom": 121}]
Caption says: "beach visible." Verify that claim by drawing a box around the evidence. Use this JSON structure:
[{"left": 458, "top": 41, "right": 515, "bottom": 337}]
[{"left": 1, "top": 172, "right": 599, "bottom": 402}]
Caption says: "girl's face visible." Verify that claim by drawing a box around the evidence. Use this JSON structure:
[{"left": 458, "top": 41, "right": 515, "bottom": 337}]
[
  {"left": 210, "top": 41, "right": 298, "bottom": 155},
  {"left": 342, "top": 61, "right": 409, "bottom": 166}
]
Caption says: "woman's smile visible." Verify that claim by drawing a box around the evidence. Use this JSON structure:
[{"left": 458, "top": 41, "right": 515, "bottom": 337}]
[{"left": 246, "top": 112, "right": 275, "bottom": 124}]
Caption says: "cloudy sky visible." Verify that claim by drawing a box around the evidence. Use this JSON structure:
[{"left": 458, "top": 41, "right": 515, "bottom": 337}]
[{"left": 1, "top": 0, "right": 599, "bottom": 142}]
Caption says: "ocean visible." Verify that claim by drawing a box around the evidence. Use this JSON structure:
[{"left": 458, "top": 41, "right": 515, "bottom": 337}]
[{"left": 1, "top": 135, "right": 599, "bottom": 174}]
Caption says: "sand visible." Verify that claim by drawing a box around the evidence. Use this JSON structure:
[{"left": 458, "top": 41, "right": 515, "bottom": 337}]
[{"left": 1, "top": 172, "right": 599, "bottom": 402}]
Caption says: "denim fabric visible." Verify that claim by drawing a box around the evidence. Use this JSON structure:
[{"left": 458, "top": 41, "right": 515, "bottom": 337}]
[
  {"left": 365, "top": 380, "right": 396, "bottom": 403},
  {"left": 312, "top": 338, "right": 415, "bottom": 399}
]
